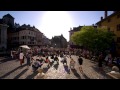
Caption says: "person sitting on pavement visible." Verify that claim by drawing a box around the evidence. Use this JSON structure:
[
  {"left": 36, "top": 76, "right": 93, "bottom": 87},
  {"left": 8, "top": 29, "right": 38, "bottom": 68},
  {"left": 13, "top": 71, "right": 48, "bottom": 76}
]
[
  {"left": 32, "top": 59, "right": 40, "bottom": 72},
  {"left": 54, "top": 55, "right": 59, "bottom": 65},
  {"left": 49, "top": 56, "right": 54, "bottom": 66},
  {"left": 45, "top": 56, "right": 50, "bottom": 67},
  {"left": 63, "top": 55, "right": 67, "bottom": 66}
]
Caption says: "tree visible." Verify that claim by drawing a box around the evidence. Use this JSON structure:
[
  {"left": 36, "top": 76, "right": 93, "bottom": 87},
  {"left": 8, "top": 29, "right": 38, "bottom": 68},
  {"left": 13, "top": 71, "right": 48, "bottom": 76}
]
[{"left": 71, "top": 26, "right": 115, "bottom": 53}]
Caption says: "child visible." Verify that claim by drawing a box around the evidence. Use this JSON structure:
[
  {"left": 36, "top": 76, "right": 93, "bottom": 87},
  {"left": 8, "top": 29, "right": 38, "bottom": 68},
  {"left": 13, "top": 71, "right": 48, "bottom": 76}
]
[{"left": 70, "top": 58, "right": 75, "bottom": 69}]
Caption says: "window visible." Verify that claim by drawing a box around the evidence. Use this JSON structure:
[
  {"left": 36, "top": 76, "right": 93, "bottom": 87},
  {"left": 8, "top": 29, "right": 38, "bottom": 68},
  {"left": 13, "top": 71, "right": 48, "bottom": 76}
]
[
  {"left": 108, "top": 19, "right": 111, "bottom": 22},
  {"left": 117, "top": 24, "right": 120, "bottom": 31},
  {"left": 117, "top": 37, "right": 120, "bottom": 43}
]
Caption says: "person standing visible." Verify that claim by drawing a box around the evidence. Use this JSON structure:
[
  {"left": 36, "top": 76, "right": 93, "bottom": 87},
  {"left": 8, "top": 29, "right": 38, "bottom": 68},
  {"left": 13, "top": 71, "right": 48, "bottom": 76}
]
[
  {"left": 19, "top": 51, "right": 24, "bottom": 66},
  {"left": 11, "top": 50, "right": 14, "bottom": 59},
  {"left": 26, "top": 50, "right": 31, "bottom": 69},
  {"left": 70, "top": 58, "right": 75, "bottom": 69},
  {"left": 98, "top": 52, "right": 104, "bottom": 71},
  {"left": 78, "top": 56, "right": 83, "bottom": 73}
]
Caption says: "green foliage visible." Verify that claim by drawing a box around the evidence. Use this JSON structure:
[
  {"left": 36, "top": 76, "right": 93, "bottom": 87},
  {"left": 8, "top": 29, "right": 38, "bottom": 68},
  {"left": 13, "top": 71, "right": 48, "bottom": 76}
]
[{"left": 71, "top": 26, "right": 115, "bottom": 52}]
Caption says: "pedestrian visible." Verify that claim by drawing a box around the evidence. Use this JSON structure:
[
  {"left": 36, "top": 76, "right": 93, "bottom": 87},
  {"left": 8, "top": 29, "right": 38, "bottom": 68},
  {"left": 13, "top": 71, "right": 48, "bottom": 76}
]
[
  {"left": 19, "top": 51, "right": 24, "bottom": 66},
  {"left": 78, "top": 56, "right": 83, "bottom": 73},
  {"left": 26, "top": 50, "right": 31, "bottom": 69},
  {"left": 32, "top": 59, "right": 40, "bottom": 72},
  {"left": 98, "top": 52, "right": 104, "bottom": 72},
  {"left": 70, "top": 58, "right": 75, "bottom": 69},
  {"left": 104, "top": 54, "right": 109, "bottom": 66},
  {"left": 11, "top": 50, "right": 14, "bottom": 59}
]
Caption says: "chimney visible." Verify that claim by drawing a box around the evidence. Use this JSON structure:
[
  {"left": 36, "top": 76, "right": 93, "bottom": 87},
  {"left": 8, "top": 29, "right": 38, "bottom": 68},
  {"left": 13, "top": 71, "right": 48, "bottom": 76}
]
[
  {"left": 105, "top": 11, "right": 107, "bottom": 18},
  {"left": 101, "top": 17, "right": 103, "bottom": 20}
]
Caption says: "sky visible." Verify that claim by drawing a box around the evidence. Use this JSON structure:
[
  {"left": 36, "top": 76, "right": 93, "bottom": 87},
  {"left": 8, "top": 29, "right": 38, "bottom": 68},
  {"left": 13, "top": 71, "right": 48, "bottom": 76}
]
[{"left": 0, "top": 11, "right": 113, "bottom": 41}]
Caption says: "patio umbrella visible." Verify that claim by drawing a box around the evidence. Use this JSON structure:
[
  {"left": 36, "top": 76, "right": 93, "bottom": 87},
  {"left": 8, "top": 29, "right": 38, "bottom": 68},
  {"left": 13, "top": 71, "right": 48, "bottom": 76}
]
[{"left": 20, "top": 45, "right": 30, "bottom": 49}]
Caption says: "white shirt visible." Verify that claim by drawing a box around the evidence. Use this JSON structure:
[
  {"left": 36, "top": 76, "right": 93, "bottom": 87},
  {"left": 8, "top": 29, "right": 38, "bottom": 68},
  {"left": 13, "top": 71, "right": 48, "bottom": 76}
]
[{"left": 19, "top": 53, "right": 24, "bottom": 59}]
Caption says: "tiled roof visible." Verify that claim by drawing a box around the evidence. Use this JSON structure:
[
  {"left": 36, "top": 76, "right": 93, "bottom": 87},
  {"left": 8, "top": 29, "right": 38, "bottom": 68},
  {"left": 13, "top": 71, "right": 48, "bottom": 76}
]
[{"left": 96, "top": 11, "right": 120, "bottom": 25}]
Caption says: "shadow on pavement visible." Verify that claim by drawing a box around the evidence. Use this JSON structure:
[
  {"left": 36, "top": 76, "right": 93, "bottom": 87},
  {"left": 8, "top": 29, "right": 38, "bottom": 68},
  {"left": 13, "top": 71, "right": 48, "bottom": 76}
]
[
  {"left": 13, "top": 69, "right": 28, "bottom": 79},
  {"left": 71, "top": 69, "right": 81, "bottom": 79},
  {"left": 25, "top": 71, "right": 38, "bottom": 79},
  {"left": 91, "top": 66, "right": 107, "bottom": 78},
  {"left": 42, "top": 67, "right": 50, "bottom": 73},
  {"left": 0, "top": 57, "right": 16, "bottom": 64},
  {"left": 0, "top": 64, "right": 27, "bottom": 79},
  {"left": 53, "top": 64, "right": 59, "bottom": 70},
  {"left": 63, "top": 65, "right": 70, "bottom": 74},
  {"left": 82, "top": 73, "right": 90, "bottom": 79}
]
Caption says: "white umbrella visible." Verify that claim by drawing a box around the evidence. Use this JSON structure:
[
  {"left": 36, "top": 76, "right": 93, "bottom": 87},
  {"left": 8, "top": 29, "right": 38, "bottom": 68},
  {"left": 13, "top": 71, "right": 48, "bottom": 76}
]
[{"left": 20, "top": 45, "right": 30, "bottom": 49}]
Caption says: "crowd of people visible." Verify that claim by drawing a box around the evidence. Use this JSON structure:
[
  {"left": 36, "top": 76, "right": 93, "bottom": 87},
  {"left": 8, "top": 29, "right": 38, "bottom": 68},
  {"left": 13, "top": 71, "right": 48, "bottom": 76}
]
[
  {"left": 11, "top": 47, "right": 85, "bottom": 75},
  {"left": 10, "top": 46, "right": 120, "bottom": 78}
]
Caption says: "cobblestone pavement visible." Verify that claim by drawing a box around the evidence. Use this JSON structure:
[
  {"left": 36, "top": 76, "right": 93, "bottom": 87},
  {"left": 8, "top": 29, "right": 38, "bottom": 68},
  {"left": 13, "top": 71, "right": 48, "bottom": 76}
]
[{"left": 0, "top": 55, "right": 112, "bottom": 79}]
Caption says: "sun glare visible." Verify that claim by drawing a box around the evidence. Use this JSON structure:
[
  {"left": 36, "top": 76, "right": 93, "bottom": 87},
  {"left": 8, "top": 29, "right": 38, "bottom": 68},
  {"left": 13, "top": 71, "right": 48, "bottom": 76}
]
[{"left": 40, "top": 11, "right": 73, "bottom": 41}]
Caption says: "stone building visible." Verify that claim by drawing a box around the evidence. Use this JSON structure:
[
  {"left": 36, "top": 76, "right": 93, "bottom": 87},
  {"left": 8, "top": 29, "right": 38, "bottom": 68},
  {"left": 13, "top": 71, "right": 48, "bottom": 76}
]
[
  {"left": 0, "top": 24, "right": 9, "bottom": 50},
  {"left": 96, "top": 11, "right": 120, "bottom": 55},
  {"left": 0, "top": 13, "right": 46, "bottom": 49},
  {"left": 51, "top": 34, "right": 67, "bottom": 48}
]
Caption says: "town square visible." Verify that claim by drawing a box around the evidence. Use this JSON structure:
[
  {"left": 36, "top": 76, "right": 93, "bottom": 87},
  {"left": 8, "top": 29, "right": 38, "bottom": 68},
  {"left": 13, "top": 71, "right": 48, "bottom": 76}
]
[{"left": 0, "top": 11, "right": 120, "bottom": 79}]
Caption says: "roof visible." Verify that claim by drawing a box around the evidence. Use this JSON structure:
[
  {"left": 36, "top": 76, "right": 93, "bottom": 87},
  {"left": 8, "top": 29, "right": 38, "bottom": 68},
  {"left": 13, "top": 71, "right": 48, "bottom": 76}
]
[
  {"left": 69, "top": 26, "right": 83, "bottom": 32},
  {"left": 3, "top": 14, "right": 14, "bottom": 19},
  {"left": 69, "top": 25, "right": 97, "bottom": 32},
  {"left": 96, "top": 11, "right": 120, "bottom": 25}
]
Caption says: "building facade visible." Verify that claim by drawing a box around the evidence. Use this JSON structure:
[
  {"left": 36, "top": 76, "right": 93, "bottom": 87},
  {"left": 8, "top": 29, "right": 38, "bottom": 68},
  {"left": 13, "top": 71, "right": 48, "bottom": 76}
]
[
  {"left": 0, "top": 13, "right": 47, "bottom": 50},
  {"left": 96, "top": 11, "right": 120, "bottom": 55},
  {"left": 0, "top": 24, "right": 9, "bottom": 50},
  {"left": 51, "top": 34, "right": 67, "bottom": 48}
]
